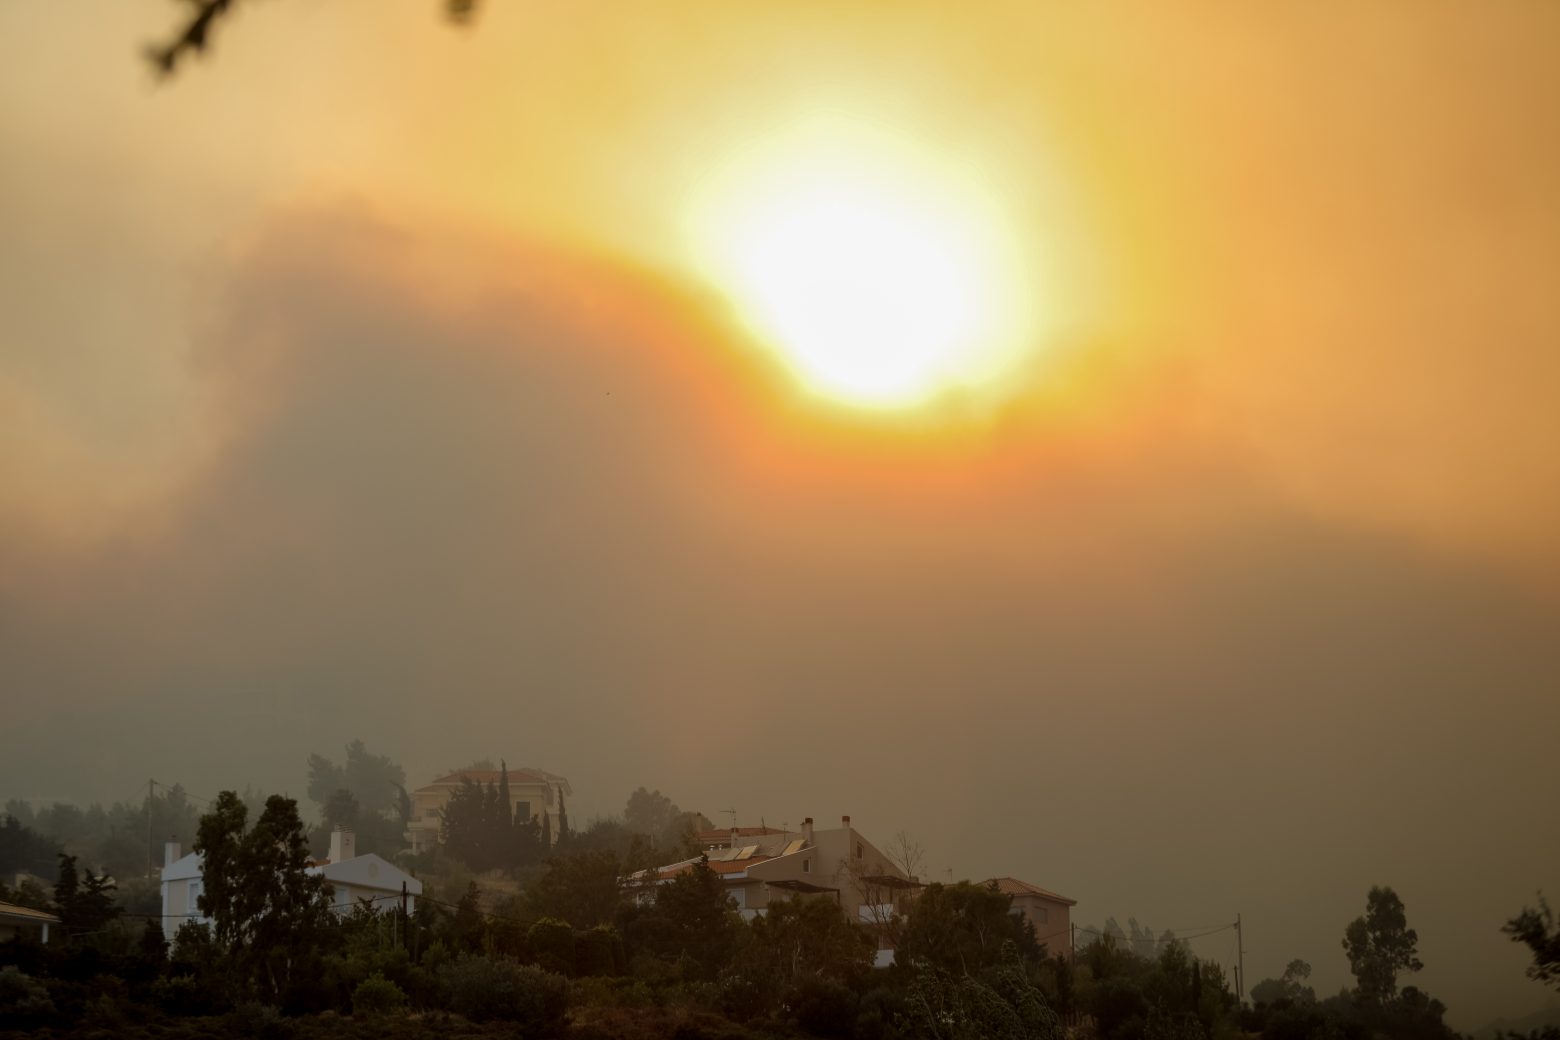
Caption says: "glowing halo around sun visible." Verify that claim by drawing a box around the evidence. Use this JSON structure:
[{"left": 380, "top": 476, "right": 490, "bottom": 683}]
[{"left": 689, "top": 118, "right": 1038, "bottom": 412}]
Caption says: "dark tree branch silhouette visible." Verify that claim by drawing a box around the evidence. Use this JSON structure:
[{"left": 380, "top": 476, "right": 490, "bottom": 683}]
[
  {"left": 147, "top": 0, "right": 481, "bottom": 78},
  {"left": 1506, "top": 893, "right": 1560, "bottom": 989}
]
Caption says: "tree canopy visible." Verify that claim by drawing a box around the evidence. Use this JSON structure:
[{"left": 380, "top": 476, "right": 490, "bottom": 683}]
[
  {"left": 194, "top": 790, "right": 335, "bottom": 1002},
  {"left": 1505, "top": 893, "right": 1560, "bottom": 990},
  {"left": 1342, "top": 885, "right": 1424, "bottom": 1005}
]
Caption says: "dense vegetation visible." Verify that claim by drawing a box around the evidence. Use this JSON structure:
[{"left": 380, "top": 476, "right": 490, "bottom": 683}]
[{"left": 3, "top": 748, "right": 1555, "bottom": 1039}]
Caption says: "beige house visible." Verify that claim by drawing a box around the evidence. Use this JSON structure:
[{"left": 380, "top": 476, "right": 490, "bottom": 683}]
[
  {"left": 987, "top": 876, "right": 1076, "bottom": 957},
  {"left": 0, "top": 900, "right": 58, "bottom": 943},
  {"left": 405, "top": 767, "right": 570, "bottom": 854},
  {"left": 640, "top": 815, "right": 920, "bottom": 965}
]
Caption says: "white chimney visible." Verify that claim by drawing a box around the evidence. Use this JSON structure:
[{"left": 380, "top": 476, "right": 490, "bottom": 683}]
[
  {"left": 328, "top": 827, "right": 355, "bottom": 863},
  {"left": 842, "top": 814, "right": 851, "bottom": 831},
  {"left": 164, "top": 841, "right": 180, "bottom": 868},
  {"left": 729, "top": 826, "right": 740, "bottom": 849},
  {"left": 801, "top": 817, "right": 814, "bottom": 844}
]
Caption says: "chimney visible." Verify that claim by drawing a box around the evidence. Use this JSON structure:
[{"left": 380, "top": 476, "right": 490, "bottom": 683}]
[
  {"left": 729, "top": 826, "right": 740, "bottom": 849},
  {"left": 164, "top": 841, "right": 180, "bottom": 868},
  {"left": 328, "top": 826, "right": 355, "bottom": 863},
  {"left": 801, "top": 817, "right": 813, "bottom": 844},
  {"left": 842, "top": 815, "right": 851, "bottom": 831}
]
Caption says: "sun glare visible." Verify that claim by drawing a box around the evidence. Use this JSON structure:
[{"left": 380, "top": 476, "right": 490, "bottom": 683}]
[{"left": 690, "top": 119, "right": 1035, "bottom": 412}]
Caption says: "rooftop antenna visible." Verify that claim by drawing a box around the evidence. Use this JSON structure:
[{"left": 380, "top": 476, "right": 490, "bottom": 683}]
[{"left": 721, "top": 806, "right": 737, "bottom": 828}]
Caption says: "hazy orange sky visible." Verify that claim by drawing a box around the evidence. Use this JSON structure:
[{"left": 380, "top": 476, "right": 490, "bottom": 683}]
[{"left": 2, "top": 1, "right": 1558, "bottom": 1025}]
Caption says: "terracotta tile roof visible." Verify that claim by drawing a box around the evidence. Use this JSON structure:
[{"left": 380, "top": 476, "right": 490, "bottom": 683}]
[
  {"left": 0, "top": 900, "right": 60, "bottom": 925},
  {"left": 986, "top": 877, "right": 1076, "bottom": 906},
  {"left": 695, "top": 826, "right": 788, "bottom": 842},
  {"left": 429, "top": 769, "right": 549, "bottom": 787},
  {"left": 655, "top": 856, "right": 771, "bottom": 880}
]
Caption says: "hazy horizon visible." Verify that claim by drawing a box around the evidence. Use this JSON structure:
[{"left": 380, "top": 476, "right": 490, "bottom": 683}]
[{"left": 3, "top": 2, "right": 1557, "bottom": 1028}]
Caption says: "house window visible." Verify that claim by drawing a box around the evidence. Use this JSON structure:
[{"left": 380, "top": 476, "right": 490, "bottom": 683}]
[
  {"left": 515, "top": 801, "right": 531, "bottom": 821},
  {"left": 802, "top": 858, "right": 810, "bottom": 874},
  {"left": 187, "top": 880, "right": 203, "bottom": 915},
  {"left": 1035, "top": 907, "right": 1049, "bottom": 925},
  {"left": 855, "top": 842, "right": 863, "bottom": 859}
]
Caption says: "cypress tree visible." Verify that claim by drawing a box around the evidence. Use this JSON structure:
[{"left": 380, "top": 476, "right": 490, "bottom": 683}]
[
  {"left": 556, "top": 784, "right": 569, "bottom": 848},
  {"left": 497, "top": 761, "right": 515, "bottom": 868}
]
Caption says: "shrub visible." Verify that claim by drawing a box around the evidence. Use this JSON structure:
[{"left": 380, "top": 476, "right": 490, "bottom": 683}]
[
  {"left": 438, "top": 955, "right": 568, "bottom": 1030},
  {"left": 353, "top": 972, "right": 408, "bottom": 1016},
  {"left": 576, "top": 925, "right": 621, "bottom": 977},
  {"left": 149, "top": 972, "right": 230, "bottom": 1017},
  {"left": 793, "top": 977, "right": 859, "bottom": 1038},
  {"left": 529, "top": 917, "right": 576, "bottom": 977},
  {"left": 226, "top": 1000, "right": 294, "bottom": 1040},
  {"left": 0, "top": 966, "right": 57, "bottom": 1027}
]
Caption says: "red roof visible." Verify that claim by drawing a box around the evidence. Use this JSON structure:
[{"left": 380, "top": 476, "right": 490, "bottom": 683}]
[
  {"left": 430, "top": 769, "right": 549, "bottom": 786},
  {"left": 986, "top": 877, "right": 1076, "bottom": 906},
  {"left": 656, "top": 856, "right": 771, "bottom": 880},
  {"left": 695, "top": 826, "right": 787, "bottom": 842}
]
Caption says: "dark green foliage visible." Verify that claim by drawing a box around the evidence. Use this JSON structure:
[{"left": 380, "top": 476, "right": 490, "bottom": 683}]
[
  {"left": 306, "top": 740, "right": 410, "bottom": 859},
  {"left": 7, "top": 786, "right": 203, "bottom": 883},
  {"left": 0, "top": 816, "right": 61, "bottom": 877},
  {"left": 1342, "top": 886, "right": 1423, "bottom": 1005},
  {"left": 737, "top": 895, "right": 874, "bottom": 988},
  {"left": 794, "top": 976, "right": 859, "bottom": 1038},
  {"left": 194, "top": 791, "right": 336, "bottom": 1003},
  {"left": 528, "top": 917, "right": 576, "bottom": 976},
  {"left": 1505, "top": 894, "right": 1560, "bottom": 989},
  {"left": 525, "top": 850, "right": 626, "bottom": 928},
  {"left": 439, "top": 766, "right": 542, "bottom": 873},
  {"left": 898, "top": 881, "right": 1039, "bottom": 975},
  {"left": 622, "top": 787, "right": 705, "bottom": 856},
  {"left": 449, "top": 881, "right": 487, "bottom": 953},
  {"left": 1251, "top": 958, "right": 1316, "bottom": 1007},
  {"left": 901, "top": 958, "right": 1065, "bottom": 1040},
  {"left": 437, "top": 955, "right": 568, "bottom": 1028},
  {"left": 621, "top": 857, "right": 740, "bottom": 981},
  {"left": 0, "top": 967, "right": 56, "bottom": 1027},
  {"left": 49, "top": 852, "right": 121, "bottom": 944},
  {"left": 575, "top": 924, "right": 623, "bottom": 977},
  {"left": 351, "top": 971, "right": 408, "bottom": 1015},
  {"left": 137, "top": 918, "right": 169, "bottom": 971},
  {"left": 0, "top": 874, "right": 52, "bottom": 911}
]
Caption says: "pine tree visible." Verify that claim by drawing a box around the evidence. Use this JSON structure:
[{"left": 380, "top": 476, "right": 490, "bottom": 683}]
[
  {"left": 556, "top": 784, "right": 569, "bottom": 849},
  {"left": 53, "top": 853, "right": 80, "bottom": 929}
]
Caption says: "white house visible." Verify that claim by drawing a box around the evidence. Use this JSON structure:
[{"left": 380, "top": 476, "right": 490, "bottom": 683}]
[{"left": 160, "top": 828, "right": 422, "bottom": 940}]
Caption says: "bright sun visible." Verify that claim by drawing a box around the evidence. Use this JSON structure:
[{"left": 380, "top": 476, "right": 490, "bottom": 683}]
[{"left": 690, "top": 119, "right": 1034, "bottom": 411}]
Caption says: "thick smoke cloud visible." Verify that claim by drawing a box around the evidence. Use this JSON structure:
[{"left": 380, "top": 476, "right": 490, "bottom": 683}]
[{"left": 1, "top": 208, "right": 1555, "bottom": 1023}]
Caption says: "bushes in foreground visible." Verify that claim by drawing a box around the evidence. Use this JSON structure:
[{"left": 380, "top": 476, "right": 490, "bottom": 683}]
[{"left": 438, "top": 955, "right": 568, "bottom": 1030}]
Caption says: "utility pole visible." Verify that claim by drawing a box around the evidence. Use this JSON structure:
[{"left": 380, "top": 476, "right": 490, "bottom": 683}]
[
  {"left": 1236, "top": 913, "right": 1245, "bottom": 1002},
  {"left": 401, "top": 881, "right": 409, "bottom": 952},
  {"left": 1070, "top": 921, "right": 1076, "bottom": 962}
]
